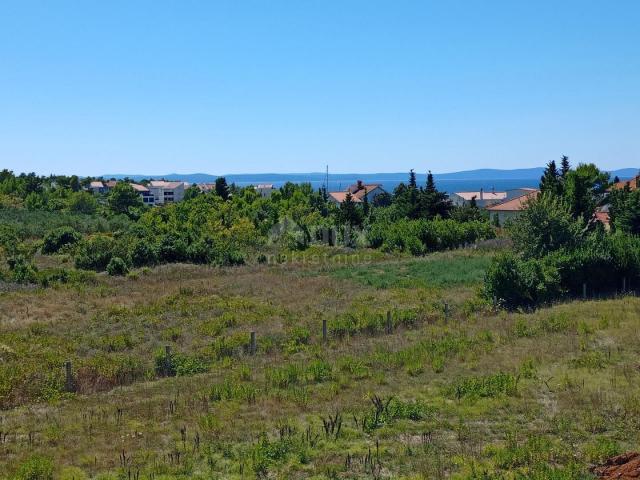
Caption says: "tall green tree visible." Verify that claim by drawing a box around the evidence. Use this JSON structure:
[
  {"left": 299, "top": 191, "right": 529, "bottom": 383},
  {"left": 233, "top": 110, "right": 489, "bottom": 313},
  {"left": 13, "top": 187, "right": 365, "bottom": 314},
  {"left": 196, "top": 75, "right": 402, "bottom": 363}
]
[
  {"left": 539, "top": 160, "right": 562, "bottom": 196},
  {"left": 560, "top": 155, "right": 570, "bottom": 178},
  {"left": 425, "top": 170, "right": 436, "bottom": 194},
  {"left": 508, "top": 193, "right": 583, "bottom": 259},
  {"left": 107, "top": 182, "right": 143, "bottom": 216},
  {"left": 183, "top": 185, "right": 201, "bottom": 201},
  {"left": 338, "top": 192, "right": 362, "bottom": 227},
  {"left": 215, "top": 177, "right": 229, "bottom": 200},
  {"left": 609, "top": 186, "right": 640, "bottom": 234},
  {"left": 408, "top": 169, "right": 417, "bottom": 189},
  {"left": 417, "top": 171, "right": 452, "bottom": 219},
  {"left": 67, "top": 191, "right": 98, "bottom": 214},
  {"left": 562, "top": 163, "right": 610, "bottom": 222}
]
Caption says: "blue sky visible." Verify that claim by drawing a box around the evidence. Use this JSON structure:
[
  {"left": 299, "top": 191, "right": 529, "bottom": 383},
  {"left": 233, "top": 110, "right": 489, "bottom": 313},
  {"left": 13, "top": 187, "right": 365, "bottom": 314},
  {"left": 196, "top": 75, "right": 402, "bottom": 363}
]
[{"left": 1, "top": 1, "right": 638, "bottom": 175}]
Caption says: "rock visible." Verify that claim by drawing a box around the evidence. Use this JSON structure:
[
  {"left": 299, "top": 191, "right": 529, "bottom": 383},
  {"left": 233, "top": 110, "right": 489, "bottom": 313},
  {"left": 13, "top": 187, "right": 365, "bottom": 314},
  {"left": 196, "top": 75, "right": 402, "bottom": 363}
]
[{"left": 592, "top": 452, "right": 640, "bottom": 479}]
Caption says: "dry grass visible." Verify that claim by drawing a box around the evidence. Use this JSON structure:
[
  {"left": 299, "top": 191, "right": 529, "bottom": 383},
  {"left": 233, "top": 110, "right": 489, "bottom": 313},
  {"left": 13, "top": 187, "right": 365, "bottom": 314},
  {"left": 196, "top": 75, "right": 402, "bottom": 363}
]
[{"left": 1, "top": 249, "right": 639, "bottom": 478}]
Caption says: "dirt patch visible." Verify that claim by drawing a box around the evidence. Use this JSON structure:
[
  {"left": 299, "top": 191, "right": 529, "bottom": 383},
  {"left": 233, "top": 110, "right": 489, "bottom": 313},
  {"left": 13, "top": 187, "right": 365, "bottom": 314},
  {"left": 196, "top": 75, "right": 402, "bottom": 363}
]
[{"left": 592, "top": 452, "right": 640, "bottom": 479}]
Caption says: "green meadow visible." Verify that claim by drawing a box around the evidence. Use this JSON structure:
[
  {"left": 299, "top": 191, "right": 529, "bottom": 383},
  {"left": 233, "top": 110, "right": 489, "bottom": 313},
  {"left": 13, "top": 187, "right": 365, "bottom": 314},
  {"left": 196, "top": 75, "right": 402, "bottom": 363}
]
[{"left": 1, "top": 247, "right": 637, "bottom": 479}]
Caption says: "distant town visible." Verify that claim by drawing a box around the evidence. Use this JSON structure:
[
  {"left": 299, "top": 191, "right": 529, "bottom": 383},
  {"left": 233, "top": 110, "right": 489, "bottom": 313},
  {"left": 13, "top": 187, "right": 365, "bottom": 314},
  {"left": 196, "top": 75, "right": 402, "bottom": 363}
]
[{"left": 87, "top": 171, "right": 638, "bottom": 229}]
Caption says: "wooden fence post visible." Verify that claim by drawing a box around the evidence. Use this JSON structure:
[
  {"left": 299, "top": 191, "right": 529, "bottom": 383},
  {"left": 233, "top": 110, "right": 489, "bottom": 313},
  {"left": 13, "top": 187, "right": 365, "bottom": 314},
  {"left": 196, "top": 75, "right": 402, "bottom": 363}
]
[
  {"left": 250, "top": 331, "right": 256, "bottom": 355},
  {"left": 582, "top": 283, "right": 587, "bottom": 299},
  {"left": 64, "top": 360, "right": 74, "bottom": 392},
  {"left": 444, "top": 302, "right": 449, "bottom": 320},
  {"left": 623, "top": 277, "right": 627, "bottom": 293},
  {"left": 386, "top": 310, "right": 392, "bottom": 334}
]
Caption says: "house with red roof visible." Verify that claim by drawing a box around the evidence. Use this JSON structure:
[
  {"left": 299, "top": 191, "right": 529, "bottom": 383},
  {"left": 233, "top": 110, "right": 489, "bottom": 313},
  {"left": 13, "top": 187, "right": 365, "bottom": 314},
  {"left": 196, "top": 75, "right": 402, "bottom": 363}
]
[
  {"left": 486, "top": 189, "right": 540, "bottom": 225},
  {"left": 328, "top": 180, "right": 387, "bottom": 204}
]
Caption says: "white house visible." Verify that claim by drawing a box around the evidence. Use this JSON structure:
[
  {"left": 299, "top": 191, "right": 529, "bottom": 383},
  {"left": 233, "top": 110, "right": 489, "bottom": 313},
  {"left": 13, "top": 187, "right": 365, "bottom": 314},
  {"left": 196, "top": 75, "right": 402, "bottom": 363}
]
[
  {"left": 255, "top": 184, "right": 275, "bottom": 198},
  {"left": 88, "top": 180, "right": 117, "bottom": 195},
  {"left": 450, "top": 189, "right": 507, "bottom": 208},
  {"left": 130, "top": 183, "right": 155, "bottom": 205},
  {"left": 147, "top": 181, "right": 185, "bottom": 205},
  {"left": 89, "top": 181, "right": 108, "bottom": 194}
]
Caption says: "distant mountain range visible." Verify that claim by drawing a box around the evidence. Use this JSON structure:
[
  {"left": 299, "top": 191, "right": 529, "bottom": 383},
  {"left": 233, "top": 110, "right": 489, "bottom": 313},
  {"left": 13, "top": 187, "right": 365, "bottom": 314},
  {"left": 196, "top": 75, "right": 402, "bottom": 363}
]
[
  {"left": 103, "top": 167, "right": 639, "bottom": 194},
  {"left": 104, "top": 167, "right": 639, "bottom": 184}
]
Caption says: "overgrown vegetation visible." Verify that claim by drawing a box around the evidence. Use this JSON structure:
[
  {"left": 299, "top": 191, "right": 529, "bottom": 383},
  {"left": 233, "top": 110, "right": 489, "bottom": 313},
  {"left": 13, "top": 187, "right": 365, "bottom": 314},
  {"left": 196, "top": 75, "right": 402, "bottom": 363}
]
[
  {"left": 2, "top": 162, "right": 639, "bottom": 478},
  {"left": 485, "top": 158, "right": 640, "bottom": 308},
  {"left": 0, "top": 168, "right": 493, "bottom": 286}
]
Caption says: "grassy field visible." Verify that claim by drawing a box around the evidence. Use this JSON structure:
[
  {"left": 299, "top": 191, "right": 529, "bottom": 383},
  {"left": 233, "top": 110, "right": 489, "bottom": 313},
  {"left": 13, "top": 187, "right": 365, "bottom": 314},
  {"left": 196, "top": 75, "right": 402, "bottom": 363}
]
[{"left": 1, "top": 246, "right": 638, "bottom": 479}]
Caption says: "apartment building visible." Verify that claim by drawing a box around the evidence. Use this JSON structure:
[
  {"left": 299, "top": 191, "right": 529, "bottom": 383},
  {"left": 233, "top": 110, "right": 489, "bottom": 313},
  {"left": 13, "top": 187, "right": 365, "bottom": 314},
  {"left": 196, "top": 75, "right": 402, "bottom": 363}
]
[{"left": 147, "top": 180, "right": 185, "bottom": 205}]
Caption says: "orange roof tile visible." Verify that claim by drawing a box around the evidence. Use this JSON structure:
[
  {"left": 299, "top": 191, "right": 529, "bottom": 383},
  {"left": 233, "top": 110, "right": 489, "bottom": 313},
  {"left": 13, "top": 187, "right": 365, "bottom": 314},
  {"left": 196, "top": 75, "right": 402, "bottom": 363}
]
[
  {"left": 611, "top": 176, "right": 640, "bottom": 191},
  {"left": 328, "top": 192, "right": 362, "bottom": 203},
  {"left": 486, "top": 190, "right": 539, "bottom": 211}
]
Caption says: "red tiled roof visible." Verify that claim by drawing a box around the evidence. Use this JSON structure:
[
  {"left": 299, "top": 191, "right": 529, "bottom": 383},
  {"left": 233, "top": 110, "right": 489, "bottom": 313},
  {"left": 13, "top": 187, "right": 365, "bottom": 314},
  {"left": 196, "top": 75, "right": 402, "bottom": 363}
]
[
  {"left": 149, "top": 180, "right": 183, "bottom": 189},
  {"left": 594, "top": 210, "right": 610, "bottom": 225},
  {"left": 486, "top": 190, "right": 539, "bottom": 211},
  {"left": 329, "top": 192, "right": 362, "bottom": 203},
  {"left": 611, "top": 176, "right": 640, "bottom": 191},
  {"left": 130, "top": 183, "right": 149, "bottom": 192}
]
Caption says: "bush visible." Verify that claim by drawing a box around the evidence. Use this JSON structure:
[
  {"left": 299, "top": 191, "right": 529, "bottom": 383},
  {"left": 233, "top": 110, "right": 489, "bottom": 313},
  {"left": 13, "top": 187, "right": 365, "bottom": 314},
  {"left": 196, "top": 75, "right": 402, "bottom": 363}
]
[
  {"left": 367, "top": 217, "right": 495, "bottom": 255},
  {"left": 14, "top": 455, "right": 54, "bottom": 480},
  {"left": 75, "top": 235, "right": 115, "bottom": 271},
  {"left": 508, "top": 193, "right": 583, "bottom": 259},
  {"left": 42, "top": 226, "right": 81, "bottom": 254},
  {"left": 484, "top": 252, "right": 561, "bottom": 309},
  {"left": 7, "top": 255, "right": 38, "bottom": 284},
  {"left": 154, "top": 348, "right": 176, "bottom": 377},
  {"left": 448, "top": 372, "right": 519, "bottom": 400},
  {"left": 157, "top": 234, "right": 188, "bottom": 263},
  {"left": 106, "top": 256, "right": 129, "bottom": 276},
  {"left": 129, "top": 240, "right": 158, "bottom": 267},
  {"left": 173, "top": 354, "right": 208, "bottom": 376},
  {"left": 36, "top": 268, "right": 96, "bottom": 288}
]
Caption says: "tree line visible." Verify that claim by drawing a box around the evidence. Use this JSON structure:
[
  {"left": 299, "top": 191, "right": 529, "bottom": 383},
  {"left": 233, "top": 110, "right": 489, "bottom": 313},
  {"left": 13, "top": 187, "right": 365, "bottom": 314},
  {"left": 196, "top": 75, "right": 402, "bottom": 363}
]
[
  {"left": 0, "top": 169, "right": 495, "bottom": 283},
  {"left": 486, "top": 157, "right": 640, "bottom": 308}
]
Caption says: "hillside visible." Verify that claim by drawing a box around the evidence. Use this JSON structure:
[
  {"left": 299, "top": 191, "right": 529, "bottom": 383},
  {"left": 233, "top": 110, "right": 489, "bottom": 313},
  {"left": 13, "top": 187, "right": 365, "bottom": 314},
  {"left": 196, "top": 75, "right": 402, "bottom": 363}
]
[{"left": 1, "top": 247, "right": 638, "bottom": 479}]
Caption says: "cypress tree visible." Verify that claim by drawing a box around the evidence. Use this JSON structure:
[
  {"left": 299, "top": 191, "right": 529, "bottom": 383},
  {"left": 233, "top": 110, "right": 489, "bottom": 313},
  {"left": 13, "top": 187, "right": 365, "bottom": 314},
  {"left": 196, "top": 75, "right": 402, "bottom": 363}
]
[
  {"left": 425, "top": 170, "right": 436, "bottom": 194},
  {"left": 560, "top": 155, "right": 570, "bottom": 178},
  {"left": 408, "top": 169, "right": 417, "bottom": 189},
  {"left": 540, "top": 160, "right": 561, "bottom": 196}
]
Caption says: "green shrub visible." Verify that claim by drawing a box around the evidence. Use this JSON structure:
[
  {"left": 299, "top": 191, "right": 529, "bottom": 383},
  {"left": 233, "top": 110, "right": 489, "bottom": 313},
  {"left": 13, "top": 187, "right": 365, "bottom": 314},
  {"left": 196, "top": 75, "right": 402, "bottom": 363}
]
[
  {"left": 367, "top": 217, "right": 495, "bottom": 255},
  {"left": 129, "top": 240, "right": 158, "bottom": 267},
  {"left": 75, "top": 235, "right": 115, "bottom": 271},
  {"left": 7, "top": 255, "right": 38, "bottom": 284},
  {"left": 42, "top": 226, "right": 81, "bottom": 254},
  {"left": 448, "top": 372, "right": 519, "bottom": 400},
  {"left": 209, "top": 379, "right": 258, "bottom": 403},
  {"left": 484, "top": 252, "right": 561, "bottom": 309},
  {"left": 173, "top": 354, "right": 208, "bottom": 376},
  {"left": 266, "top": 364, "right": 303, "bottom": 388},
  {"left": 157, "top": 234, "right": 188, "bottom": 263},
  {"left": 106, "top": 256, "right": 129, "bottom": 276},
  {"left": 207, "top": 334, "right": 247, "bottom": 360},
  {"left": 305, "top": 359, "right": 333, "bottom": 382},
  {"left": 13, "top": 455, "right": 54, "bottom": 480},
  {"left": 154, "top": 348, "right": 176, "bottom": 377},
  {"left": 583, "top": 436, "right": 620, "bottom": 463},
  {"left": 76, "top": 354, "right": 147, "bottom": 393},
  {"left": 508, "top": 193, "right": 583, "bottom": 259}
]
